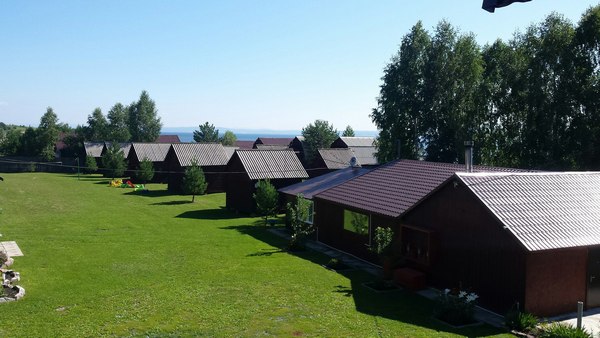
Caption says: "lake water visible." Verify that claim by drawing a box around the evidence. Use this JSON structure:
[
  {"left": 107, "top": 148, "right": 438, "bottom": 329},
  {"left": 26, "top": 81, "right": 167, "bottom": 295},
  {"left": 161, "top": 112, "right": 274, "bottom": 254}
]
[{"left": 161, "top": 131, "right": 378, "bottom": 142}]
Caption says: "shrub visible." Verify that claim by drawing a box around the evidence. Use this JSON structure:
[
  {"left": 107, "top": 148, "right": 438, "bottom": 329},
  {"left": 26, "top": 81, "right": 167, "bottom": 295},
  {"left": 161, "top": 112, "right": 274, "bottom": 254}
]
[
  {"left": 537, "top": 322, "right": 592, "bottom": 338},
  {"left": 286, "top": 194, "right": 314, "bottom": 250},
  {"left": 434, "top": 289, "right": 478, "bottom": 326},
  {"left": 84, "top": 154, "right": 98, "bottom": 174},
  {"left": 505, "top": 309, "right": 538, "bottom": 332},
  {"left": 183, "top": 160, "right": 208, "bottom": 202}
]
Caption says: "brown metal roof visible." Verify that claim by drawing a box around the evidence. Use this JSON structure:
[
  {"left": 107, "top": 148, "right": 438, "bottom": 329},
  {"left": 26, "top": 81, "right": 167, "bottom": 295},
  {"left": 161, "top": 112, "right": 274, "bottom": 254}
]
[
  {"left": 234, "top": 140, "right": 255, "bottom": 149},
  {"left": 235, "top": 149, "right": 308, "bottom": 180},
  {"left": 156, "top": 134, "right": 181, "bottom": 143},
  {"left": 130, "top": 143, "right": 172, "bottom": 162},
  {"left": 254, "top": 137, "right": 293, "bottom": 147},
  {"left": 171, "top": 143, "right": 229, "bottom": 167},
  {"left": 318, "top": 148, "right": 357, "bottom": 169},
  {"left": 457, "top": 172, "right": 600, "bottom": 251},
  {"left": 279, "top": 166, "right": 370, "bottom": 199},
  {"left": 84, "top": 142, "right": 104, "bottom": 157},
  {"left": 315, "top": 159, "right": 526, "bottom": 218}
]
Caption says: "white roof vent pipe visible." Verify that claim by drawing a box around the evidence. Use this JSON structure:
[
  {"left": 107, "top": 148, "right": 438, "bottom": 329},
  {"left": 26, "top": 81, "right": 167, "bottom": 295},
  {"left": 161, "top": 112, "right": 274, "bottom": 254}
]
[{"left": 464, "top": 141, "right": 474, "bottom": 173}]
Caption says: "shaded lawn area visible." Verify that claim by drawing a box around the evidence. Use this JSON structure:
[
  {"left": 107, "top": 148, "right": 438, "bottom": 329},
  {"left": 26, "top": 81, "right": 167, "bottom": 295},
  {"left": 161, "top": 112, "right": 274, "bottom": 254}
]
[{"left": 0, "top": 173, "right": 512, "bottom": 337}]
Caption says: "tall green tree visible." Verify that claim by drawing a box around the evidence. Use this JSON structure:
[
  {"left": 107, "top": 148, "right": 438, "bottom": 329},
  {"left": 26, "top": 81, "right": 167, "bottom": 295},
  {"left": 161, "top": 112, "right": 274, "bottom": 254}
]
[
  {"left": 301, "top": 120, "right": 338, "bottom": 165},
  {"left": 38, "top": 107, "right": 60, "bottom": 161},
  {"left": 194, "top": 122, "right": 219, "bottom": 142},
  {"left": 128, "top": 91, "right": 162, "bottom": 142},
  {"left": 253, "top": 179, "right": 279, "bottom": 224},
  {"left": 519, "top": 14, "right": 576, "bottom": 169},
  {"left": 571, "top": 5, "right": 600, "bottom": 169},
  {"left": 85, "top": 108, "right": 108, "bottom": 141},
  {"left": 102, "top": 142, "right": 126, "bottom": 179},
  {"left": 371, "top": 21, "right": 430, "bottom": 162},
  {"left": 182, "top": 160, "right": 208, "bottom": 202},
  {"left": 107, "top": 103, "right": 131, "bottom": 142},
  {"left": 220, "top": 130, "right": 237, "bottom": 146},
  {"left": 342, "top": 126, "right": 355, "bottom": 137}
]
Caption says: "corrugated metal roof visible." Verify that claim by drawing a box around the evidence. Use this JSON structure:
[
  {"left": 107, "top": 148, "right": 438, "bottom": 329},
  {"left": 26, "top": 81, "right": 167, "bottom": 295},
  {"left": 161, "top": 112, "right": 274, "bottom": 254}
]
[
  {"left": 336, "top": 137, "right": 375, "bottom": 148},
  {"left": 350, "top": 146, "right": 378, "bottom": 166},
  {"left": 457, "top": 172, "right": 600, "bottom": 252},
  {"left": 156, "top": 135, "right": 181, "bottom": 143},
  {"left": 315, "top": 159, "right": 527, "bottom": 218},
  {"left": 279, "top": 166, "right": 370, "bottom": 199},
  {"left": 171, "top": 143, "right": 229, "bottom": 167},
  {"left": 223, "top": 146, "right": 238, "bottom": 161},
  {"left": 236, "top": 149, "right": 308, "bottom": 180},
  {"left": 318, "top": 148, "right": 357, "bottom": 169},
  {"left": 130, "top": 143, "right": 172, "bottom": 162},
  {"left": 84, "top": 142, "right": 104, "bottom": 157}
]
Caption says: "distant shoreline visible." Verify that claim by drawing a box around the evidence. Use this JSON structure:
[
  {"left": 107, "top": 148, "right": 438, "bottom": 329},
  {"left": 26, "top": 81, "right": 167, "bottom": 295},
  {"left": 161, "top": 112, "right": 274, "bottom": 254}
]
[{"left": 161, "top": 130, "right": 378, "bottom": 142}]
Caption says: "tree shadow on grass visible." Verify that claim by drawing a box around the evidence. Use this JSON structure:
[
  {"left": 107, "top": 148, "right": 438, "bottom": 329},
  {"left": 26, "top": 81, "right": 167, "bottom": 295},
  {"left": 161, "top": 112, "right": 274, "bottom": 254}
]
[
  {"left": 221, "top": 223, "right": 507, "bottom": 337},
  {"left": 151, "top": 200, "right": 193, "bottom": 206},
  {"left": 176, "top": 208, "right": 236, "bottom": 220},
  {"left": 124, "top": 189, "right": 173, "bottom": 198}
]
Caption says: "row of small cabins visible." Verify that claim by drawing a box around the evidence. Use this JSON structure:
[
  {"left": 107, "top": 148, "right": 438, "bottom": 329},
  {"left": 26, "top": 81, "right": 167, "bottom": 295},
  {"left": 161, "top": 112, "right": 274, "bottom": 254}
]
[{"left": 85, "top": 137, "right": 600, "bottom": 318}]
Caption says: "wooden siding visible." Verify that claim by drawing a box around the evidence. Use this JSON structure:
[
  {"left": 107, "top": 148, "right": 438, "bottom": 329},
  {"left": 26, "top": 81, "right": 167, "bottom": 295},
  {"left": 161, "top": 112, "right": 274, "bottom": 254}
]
[{"left": 402, "top": 179, "right": 527, "bottom": 314}]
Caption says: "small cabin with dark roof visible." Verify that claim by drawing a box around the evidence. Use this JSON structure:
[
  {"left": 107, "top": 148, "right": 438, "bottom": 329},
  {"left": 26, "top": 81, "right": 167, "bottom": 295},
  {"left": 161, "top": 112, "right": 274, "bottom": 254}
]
[
  {"left": 400, "top": 171, "right": 600, "bottom": 316},
  {"left": 127, "top": 143, "right": 172, "bottom": 182},
  {"left": 226, "top": 149, "right": 308, "bottom": 213},
  {"left": 164, "top": 143, "right": 229, "bottom": 193}
]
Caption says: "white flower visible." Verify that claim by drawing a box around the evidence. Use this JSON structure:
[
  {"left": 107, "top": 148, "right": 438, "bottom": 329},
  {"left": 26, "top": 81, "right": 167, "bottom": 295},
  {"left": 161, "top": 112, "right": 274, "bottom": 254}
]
[
  {"left": 466, "top": 293, "right": 479, "bottom": 303},
  {"left": 458, "top": 291, "right": 467, "bottom": 298},
  {"left": 443, "top": 289, "right": 450, "bottom": 295}
]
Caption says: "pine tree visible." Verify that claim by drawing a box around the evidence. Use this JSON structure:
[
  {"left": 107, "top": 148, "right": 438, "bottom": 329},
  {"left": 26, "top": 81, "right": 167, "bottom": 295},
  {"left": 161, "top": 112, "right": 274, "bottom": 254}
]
[
  {"left": 253, "top": 179, "right": 278, "bottom": 224},
  {"left": 182, "top": 160, "right": 208, "bottom": 202}
]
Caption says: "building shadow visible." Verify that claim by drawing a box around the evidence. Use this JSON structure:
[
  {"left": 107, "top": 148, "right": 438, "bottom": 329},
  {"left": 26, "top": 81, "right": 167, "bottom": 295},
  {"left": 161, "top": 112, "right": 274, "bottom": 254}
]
[
  {"left": 176, "top": 207, "right": 236, "bottom": 220},
  {"left": 220, "top": 223, "right": 507, "bottom": 337},
  {"left": 151, "top": 201, "right": 193, "bottom": 206}
]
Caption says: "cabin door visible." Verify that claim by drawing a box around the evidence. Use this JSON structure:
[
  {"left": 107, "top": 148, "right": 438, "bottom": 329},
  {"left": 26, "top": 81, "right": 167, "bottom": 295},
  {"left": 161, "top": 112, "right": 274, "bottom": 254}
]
[{"left": 587, "top": 247, "right": 600, "bottom": 308}]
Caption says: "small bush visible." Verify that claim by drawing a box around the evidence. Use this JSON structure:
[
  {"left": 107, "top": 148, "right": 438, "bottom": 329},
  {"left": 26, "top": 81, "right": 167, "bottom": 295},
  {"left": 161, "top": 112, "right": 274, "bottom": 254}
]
[
  {"left": 537, "top": 322, "right": 592, "bottom": 338},
  {"left": 505, "top": 309, "right": 538, "bottom": 332}
]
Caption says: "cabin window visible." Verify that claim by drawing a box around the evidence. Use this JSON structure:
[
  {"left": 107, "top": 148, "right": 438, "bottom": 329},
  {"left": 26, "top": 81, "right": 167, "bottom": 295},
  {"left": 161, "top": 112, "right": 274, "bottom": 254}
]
[
  {"left": 343, "top": 210, "right": 369, "bottom": 235},
  {"left": 400, "top": 225, "right": 435, "bottom": 266},
  {"left": 298, "top": 200, "right": 314, "bottom": 224}
]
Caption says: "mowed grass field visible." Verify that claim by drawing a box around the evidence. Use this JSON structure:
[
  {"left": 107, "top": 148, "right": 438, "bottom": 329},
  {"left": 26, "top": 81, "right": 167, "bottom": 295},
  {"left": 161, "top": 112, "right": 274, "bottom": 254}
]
[{"left": 0, "top": 173, "right": 511, "bottom": 337}]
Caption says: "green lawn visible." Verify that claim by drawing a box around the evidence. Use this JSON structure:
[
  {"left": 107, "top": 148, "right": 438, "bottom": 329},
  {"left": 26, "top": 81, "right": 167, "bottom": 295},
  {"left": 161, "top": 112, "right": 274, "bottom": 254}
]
[{"left": 0, "top": 173, "right": 512, "bottom": 337}]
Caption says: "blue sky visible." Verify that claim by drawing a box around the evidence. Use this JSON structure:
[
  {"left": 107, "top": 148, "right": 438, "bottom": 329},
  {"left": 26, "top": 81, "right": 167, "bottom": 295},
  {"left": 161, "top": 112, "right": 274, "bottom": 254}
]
[{"left": 1, "top": 1, "right": 598, "bottom": 131}]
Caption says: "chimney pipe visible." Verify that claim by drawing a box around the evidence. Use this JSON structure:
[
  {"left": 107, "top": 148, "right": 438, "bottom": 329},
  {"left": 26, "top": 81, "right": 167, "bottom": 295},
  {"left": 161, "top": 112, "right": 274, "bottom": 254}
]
[
  {"left": 396, "top": 139, "right": 402, "bottom": 159},
  {"left": 464, "top": 141, "right": 474, "bottom": 172}
]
